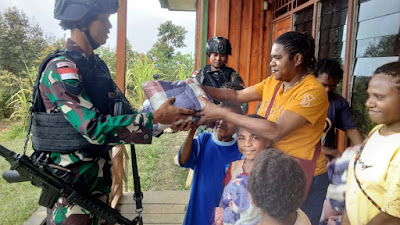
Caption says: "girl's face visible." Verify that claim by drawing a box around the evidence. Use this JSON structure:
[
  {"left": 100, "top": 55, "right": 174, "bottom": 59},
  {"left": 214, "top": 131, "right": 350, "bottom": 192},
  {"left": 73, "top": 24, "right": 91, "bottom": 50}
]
[
  {"left": 366, "top": 74, "right": 400, "bottom": 127},
  {"left": 270, "top": 43, "right": 297, "bottom": 81},
  {"left": 237, "top": 128, "right": 270, "bottom": 161}
]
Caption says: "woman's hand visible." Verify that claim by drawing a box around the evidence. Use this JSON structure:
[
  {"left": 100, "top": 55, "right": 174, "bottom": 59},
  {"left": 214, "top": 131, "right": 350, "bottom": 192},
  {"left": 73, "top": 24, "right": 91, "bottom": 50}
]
[
  {"left": 195, "top": 97, "right": 224, "bottom": 127},
  {"left": 153, "top": 97, "right": 195, "bottom": 125}
]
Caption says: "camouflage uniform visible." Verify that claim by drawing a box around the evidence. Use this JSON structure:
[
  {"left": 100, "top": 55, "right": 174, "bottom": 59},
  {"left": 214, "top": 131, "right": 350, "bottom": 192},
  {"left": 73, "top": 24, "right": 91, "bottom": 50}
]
[
  {"left": 40, "top": 39, "right": 153, "bottom": 225},
  {"left": 192, "top": 65, "right": 245, "bottom": 89}
]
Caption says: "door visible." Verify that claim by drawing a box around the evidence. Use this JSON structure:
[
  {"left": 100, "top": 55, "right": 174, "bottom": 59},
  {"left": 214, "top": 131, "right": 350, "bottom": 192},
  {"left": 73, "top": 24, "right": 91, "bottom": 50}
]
[{"left": 273, "top": 17, "right": 292, "bottom": 41}]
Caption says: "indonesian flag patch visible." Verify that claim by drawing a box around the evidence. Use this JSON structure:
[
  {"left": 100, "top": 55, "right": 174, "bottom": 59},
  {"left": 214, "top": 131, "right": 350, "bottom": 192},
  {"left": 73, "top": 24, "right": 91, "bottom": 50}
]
[{"left": 58, "top": 67, "right": 80, "bottom": 80}]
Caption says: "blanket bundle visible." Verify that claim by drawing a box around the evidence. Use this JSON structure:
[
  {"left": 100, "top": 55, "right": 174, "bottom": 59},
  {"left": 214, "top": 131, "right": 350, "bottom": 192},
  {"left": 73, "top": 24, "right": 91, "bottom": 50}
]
[{"left": 141, "top": 77, "right": 210, "bottom": 131}]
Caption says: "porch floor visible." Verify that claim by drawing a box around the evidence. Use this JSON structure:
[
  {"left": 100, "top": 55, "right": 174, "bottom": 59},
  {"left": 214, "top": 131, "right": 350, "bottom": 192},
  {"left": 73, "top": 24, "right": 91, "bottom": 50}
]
[
  {"left": 116, "top": 190, "right": 189, "bottom": 225},
  {"left": 25, "top": 190, "right": 190, "bottom": 225}
]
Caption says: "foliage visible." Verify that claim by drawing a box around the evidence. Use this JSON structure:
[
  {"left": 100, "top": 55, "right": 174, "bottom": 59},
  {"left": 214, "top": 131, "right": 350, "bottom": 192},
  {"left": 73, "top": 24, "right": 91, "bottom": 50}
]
[
  {"left": 96, "top": 40, "right": 139, "bottom": 81},
  {"left": 125, "top": 54, "right": 158, "bottom": 108},
  {"left": 6, "top": 65, "right": 36, "bottom": 126},
  {"left": 0, "top": 7, "right": 48, "bottom": 77},
  {"left": 364, "top": 35, "right": 397, "bottom": 57},
  {"left": 173, "top": 52, "right": 194, "bottom": 80},
  {"left": 351, "top": 76, "right": 376, "bottom": 134},
  {"left": 37, "top": 35, "right": 67, "bottom": 63},
  {"left": 148, "top": 21, "right": 189, "bottom": 77},
  {"left": 0, "top": 70, "right": 17, "bottom": 118}
]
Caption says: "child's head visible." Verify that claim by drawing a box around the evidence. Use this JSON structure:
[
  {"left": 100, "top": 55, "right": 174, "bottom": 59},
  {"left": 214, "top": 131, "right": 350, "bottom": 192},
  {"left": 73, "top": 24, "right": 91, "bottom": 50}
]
[
  {"left": 215, "top": 101, "right": 244, "bottom": 141},
  {"left": 366, "top": 61, "right": 400, "bottom": 126},
  {"left": 314, "top": 59, "right": 343, "bottom": 93},
  {"left": 222, "top": 82, "right": 244, "bottom": 91},
  {"left": 248, "top": 148, "right": 306, "bottom": 220},
  {"left": 237, "top": 114, "right": 271, "bottom": 160}
]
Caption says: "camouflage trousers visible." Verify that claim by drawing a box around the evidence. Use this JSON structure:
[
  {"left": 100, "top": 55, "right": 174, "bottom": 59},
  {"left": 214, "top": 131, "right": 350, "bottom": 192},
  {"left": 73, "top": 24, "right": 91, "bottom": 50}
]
[{"left": 46, "top": 152, "right": 112, "bottom": 225}]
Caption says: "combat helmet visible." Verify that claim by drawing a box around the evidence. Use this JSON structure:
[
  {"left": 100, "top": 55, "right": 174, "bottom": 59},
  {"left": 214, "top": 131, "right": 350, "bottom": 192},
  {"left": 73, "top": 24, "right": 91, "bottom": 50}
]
[
  {"left": 54, "top": 0, "right": 119, "bottom": 49},
  {"left": 205, "top": 36, "right": 232, "bottom": 56}
]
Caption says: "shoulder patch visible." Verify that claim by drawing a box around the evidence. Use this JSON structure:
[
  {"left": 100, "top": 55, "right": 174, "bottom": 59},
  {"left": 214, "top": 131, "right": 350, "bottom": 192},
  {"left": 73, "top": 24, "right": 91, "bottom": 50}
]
[
  {"left": 56, "top": 61, "right": 76, "bottom": 69},
  {"left": 58, "top": 67, "right": 79, "bottom": 81}
]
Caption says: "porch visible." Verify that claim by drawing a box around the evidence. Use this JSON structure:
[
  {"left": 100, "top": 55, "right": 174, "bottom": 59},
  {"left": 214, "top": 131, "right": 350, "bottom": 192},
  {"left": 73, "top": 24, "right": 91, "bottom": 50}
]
[{"left": 25, "top": 190, "right": 190, "bottom": 225}]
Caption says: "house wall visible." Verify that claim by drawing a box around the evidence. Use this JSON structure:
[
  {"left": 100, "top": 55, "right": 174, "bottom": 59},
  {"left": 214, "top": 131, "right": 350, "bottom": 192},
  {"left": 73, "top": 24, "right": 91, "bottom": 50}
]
[
  {"left": 195, "top": 0, "right": 273, "bottom": 113},
  {"left": 193, "top": 0, "right": 400, "bottom": 150}
]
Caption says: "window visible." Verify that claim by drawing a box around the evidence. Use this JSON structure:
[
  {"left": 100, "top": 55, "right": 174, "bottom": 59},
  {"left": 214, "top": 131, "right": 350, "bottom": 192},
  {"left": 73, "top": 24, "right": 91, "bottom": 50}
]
[
  {"left": 272, "top": 0, "right": 312, "bottom": 19},
  {"left": 351, "top": 0, "right": 400, "bottom": 133},
  {"left": 294, "top": 7, "right": 313, "bottom": 35},
  {"left": 317, "top": 0, "right": 348, "bottom": 64}
]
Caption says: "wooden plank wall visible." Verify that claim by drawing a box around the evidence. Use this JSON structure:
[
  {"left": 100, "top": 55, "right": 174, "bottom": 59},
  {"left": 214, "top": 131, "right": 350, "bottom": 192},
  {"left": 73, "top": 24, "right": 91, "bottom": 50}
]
[
  {"left": 205, "top": 0, "right": 273, "bottom": 113},
  {"left": 195, "top": 0, "right": 203, "bottom": 70}
]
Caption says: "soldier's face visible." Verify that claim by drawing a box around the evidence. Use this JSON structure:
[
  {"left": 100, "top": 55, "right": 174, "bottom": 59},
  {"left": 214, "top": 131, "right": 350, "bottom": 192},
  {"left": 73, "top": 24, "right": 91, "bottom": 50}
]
[
  {"left": 209, "top": 53, "right": 227, "bottom": 69},
  {"left": 89, "top": 13, "right": 112, "bottom": 46}
]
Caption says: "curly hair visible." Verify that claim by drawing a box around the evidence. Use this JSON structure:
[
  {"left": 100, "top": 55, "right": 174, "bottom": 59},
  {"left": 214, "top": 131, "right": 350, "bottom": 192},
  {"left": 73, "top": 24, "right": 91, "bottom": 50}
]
[
  {"left": 236, "top": 114, "right": 267, "bottom": 132},
  {"left": 221, "top": 82, "right": 244, "bottom": 91},
  {"left": 314, "top": 59, "right": 343, "bottom": 81},
  {"left": 373, "top": 61, "right": 400, "bottom": 91},
  {"left": 274, "top": 31, "right": 316, "bottom": 73},
  {"left": 220, "top": 101, "right": 244, "bottom": 115},
  {"left": 247, "top": 148, "right": 306, "bottom": 219}
]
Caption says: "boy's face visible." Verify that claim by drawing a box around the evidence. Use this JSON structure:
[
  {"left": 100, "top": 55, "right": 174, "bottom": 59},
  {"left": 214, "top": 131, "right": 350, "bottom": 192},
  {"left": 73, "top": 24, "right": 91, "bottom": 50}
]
[
  {"left": 237, "top": 128, "right": 269, "bottom": 161},
  {"left": 215, "top": 108, "right": 237, "bottom": 140},
  {"left": 209, "top": 52, "right": 227, "bottom": 69},
  {"left": 366, "top": 74, "right": 400, "bottom": 126},
  {"left": 317, "top": 73, "right": 338, "bottom": 93}
]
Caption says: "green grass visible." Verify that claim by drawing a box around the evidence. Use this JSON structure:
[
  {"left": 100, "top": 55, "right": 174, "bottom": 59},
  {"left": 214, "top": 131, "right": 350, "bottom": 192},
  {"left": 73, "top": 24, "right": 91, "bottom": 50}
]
[
  {"left": 0, "top": 122, "right": 189, "bottom": 225},
  {"left": 0, "top": 132, "right": 41, "bottom": 225},
  {"left": 129, "top": 131, "right": 189, "bottom": 191}
]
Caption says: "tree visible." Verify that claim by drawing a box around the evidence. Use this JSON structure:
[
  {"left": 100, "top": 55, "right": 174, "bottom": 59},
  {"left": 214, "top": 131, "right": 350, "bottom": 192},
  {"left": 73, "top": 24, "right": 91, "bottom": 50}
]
[
  {"left": 148, "top": 21, "right": 188, "bottom": 77},
  {"left": 0, "top": 7, "right": 48, "bottom": 77}
]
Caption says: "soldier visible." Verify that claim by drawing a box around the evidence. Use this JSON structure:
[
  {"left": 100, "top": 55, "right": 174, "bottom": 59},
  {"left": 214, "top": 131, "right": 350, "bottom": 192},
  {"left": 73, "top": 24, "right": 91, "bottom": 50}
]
[
  {"left": 193, "top": 36, "right": 244, "bottom": 88},
  {"left": 193, "top": 36, "right": 247, "bottom": 112},
  {"left": 34, "top": 0, "right": 194, "bottom": 224}
]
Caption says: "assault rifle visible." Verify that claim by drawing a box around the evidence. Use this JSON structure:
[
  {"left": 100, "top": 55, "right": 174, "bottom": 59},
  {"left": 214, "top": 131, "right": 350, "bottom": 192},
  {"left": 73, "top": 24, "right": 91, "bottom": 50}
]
[{"left": 0, "top": 144, "right": 138, "bottom": 225}]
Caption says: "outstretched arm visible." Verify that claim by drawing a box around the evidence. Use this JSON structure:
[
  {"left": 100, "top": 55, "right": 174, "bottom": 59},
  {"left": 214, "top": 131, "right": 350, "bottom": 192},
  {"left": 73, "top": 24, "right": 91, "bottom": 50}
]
[
  {"left": 179, "top": 125, "right": 198, "bottom": 166},
  {"left": 203, "top": 86, "right": 261, "bottom": 104},
  {"left": 196, "top": 99, "right": 307, "bottom": 142}
]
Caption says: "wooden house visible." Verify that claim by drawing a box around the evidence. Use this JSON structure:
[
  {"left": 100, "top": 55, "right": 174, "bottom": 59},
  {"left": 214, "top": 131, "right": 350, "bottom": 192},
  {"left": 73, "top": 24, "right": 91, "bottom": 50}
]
[{"left": 160, "top": 0, "right": 400, "bottom": 150}]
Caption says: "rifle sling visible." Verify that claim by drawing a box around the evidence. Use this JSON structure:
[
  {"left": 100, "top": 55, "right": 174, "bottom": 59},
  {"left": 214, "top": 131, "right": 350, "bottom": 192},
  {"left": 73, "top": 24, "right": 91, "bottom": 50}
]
[{"left": 131, "top": 144, "right": 143, "bottom": 225}]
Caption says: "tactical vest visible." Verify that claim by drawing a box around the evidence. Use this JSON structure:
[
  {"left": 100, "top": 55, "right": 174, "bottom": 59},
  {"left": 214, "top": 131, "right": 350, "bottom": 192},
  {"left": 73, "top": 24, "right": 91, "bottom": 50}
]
[
  {"left": 201, "top": 65, "right": 236, "bottom": 88},
  {"left": 31, "top": 49, "right": 132, "bottom": 158}
]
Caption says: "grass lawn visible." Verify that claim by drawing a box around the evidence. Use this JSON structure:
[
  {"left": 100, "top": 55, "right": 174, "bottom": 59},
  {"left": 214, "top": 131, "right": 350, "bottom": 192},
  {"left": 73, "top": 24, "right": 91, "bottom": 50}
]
[{"left": 0, "top": 122, "right": 189, "bottom": 225}]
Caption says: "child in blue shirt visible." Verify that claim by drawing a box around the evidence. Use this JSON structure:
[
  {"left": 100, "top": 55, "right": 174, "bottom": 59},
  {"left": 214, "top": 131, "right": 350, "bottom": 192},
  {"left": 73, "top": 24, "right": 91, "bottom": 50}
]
[{"left": 178, "top": 101, "right": 244, "bottom": 225}]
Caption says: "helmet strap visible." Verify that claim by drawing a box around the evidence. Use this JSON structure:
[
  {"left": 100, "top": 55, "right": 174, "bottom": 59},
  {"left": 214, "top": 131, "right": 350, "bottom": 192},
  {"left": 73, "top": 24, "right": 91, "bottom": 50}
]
[{"left": 82, "top": 28, "right": 100, "bottom": 50}]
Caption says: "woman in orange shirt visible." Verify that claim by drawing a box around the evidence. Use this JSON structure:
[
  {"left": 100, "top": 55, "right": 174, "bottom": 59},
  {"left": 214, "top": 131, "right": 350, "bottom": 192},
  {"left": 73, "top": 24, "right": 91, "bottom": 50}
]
[{"left": 197, "top": 31, "right": 329, "bottom": 225}]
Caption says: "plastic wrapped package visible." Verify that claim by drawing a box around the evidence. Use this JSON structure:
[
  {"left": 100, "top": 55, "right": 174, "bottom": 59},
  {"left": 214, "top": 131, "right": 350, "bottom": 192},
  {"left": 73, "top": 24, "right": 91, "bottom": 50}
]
[{"left": 141, "top": 77, "right": 211, "bottom": 132}]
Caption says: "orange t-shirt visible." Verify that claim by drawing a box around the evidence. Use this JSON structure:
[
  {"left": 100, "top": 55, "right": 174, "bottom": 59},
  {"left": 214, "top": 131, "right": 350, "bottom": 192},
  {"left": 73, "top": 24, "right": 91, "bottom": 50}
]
[{"left": 255, "top": 74, "right": 328, "bottom": 175}]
